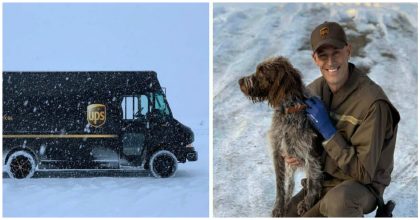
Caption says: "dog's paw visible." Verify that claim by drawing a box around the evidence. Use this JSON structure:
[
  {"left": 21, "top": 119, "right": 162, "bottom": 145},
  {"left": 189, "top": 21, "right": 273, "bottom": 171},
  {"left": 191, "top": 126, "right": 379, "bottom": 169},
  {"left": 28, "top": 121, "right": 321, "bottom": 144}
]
[
  {"left": 272, "top": 206, "right": 283, "bottom": 217},
  {"left": 297, "top": 201, "right": 307, "bottom": 216}
]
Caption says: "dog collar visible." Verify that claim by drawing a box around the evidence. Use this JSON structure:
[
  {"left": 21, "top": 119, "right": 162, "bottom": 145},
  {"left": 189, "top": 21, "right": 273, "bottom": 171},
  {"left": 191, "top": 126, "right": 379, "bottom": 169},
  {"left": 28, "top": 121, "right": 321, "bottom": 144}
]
[{"left": 285, "top": 103, "right": 307, "bottom": 114}]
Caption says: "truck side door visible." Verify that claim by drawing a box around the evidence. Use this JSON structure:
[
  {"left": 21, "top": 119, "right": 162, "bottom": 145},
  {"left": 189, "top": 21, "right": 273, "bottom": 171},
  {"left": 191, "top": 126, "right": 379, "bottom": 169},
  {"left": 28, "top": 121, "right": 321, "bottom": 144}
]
[{"left": 120, "top": 95, "right": 150, "bottom": 163}]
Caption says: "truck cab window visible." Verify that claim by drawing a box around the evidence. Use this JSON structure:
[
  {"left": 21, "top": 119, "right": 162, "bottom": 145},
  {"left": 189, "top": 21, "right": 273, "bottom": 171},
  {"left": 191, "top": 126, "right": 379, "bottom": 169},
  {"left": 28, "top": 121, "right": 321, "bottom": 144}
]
[{"left": 121, "top": 95, "right": 149, "bottom": 120}]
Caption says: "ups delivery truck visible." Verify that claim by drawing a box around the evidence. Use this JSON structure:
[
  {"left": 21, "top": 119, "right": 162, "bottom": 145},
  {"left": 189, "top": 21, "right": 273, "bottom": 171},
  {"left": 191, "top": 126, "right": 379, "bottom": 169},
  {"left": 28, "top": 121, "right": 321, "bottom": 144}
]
[{"left": 3, "top": 71, "right": 198, "bottom": 179}]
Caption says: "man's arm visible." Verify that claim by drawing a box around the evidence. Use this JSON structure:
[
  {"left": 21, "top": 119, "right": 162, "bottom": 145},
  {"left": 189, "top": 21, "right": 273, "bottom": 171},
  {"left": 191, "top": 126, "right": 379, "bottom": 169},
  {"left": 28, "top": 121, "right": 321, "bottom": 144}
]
[
  {"left": 306, "top": 98, "right": 394, "bottom": 184},
  {"left": 322, "top": 101, "right": 393, "bottom": 184}
]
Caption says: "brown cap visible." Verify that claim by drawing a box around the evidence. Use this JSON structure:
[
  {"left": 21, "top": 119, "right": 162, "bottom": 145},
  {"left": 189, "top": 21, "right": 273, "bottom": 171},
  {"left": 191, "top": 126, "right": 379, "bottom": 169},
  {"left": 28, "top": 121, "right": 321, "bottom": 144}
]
[{"left": 311, "top": 21, "right": 347, "bottom": 52}]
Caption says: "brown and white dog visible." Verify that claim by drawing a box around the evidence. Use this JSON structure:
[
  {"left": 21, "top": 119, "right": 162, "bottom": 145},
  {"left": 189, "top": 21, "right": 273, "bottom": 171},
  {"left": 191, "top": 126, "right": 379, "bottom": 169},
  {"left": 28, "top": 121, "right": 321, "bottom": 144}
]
[{"left": 238, "top": 56, "right": 323, "bottom": 217}]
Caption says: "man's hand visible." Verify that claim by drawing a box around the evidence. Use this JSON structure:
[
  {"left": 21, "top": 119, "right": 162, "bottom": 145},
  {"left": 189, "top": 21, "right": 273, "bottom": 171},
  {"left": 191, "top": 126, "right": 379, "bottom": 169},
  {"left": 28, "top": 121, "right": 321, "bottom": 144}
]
[
  {"left": 304, "top": 96, "right": 337, "bottom": 140},
  {"left": 284, "top": 155, "right": 301, "bottom": 167}
]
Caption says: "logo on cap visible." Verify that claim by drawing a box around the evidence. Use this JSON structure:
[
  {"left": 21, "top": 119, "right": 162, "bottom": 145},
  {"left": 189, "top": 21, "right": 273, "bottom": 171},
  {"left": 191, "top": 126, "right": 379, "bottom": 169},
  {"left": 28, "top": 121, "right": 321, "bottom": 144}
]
[{"left": 320, "top": 27, "right": 329, "bottom": 39}]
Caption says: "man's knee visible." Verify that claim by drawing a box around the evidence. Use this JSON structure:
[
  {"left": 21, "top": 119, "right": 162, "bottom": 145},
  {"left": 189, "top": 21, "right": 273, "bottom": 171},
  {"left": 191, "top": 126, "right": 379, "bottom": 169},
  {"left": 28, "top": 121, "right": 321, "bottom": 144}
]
[
  {"left": 319, "top": 180, "right": 375, "bottom": 217},
  {"left": 320, "top": 185, "right": 362, "bottom": 216}
]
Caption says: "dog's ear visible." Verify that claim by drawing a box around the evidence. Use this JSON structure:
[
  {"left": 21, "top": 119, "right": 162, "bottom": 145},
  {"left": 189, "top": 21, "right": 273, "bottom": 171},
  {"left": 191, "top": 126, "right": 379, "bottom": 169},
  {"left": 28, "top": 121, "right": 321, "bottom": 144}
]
[
  {"left": 287, "top": 67, "right": 305, "bottom": 99},
  {"left": 267, "top": 58, "right": 304, "bottom": 107},
  {"left": 267, "top": 69, "right": 285, "bottom": 108}
]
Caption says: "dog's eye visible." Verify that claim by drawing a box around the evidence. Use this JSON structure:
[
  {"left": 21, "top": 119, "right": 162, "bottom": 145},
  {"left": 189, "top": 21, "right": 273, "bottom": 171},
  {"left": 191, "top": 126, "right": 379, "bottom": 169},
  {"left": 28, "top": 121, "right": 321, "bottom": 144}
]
[
  {"left": 263, "top": 70, "right": 275, "bottom": 81},
  {"left": 256, "top": 70, "right": 263, "bottom": 77},
  {"left": 257, "top": 65, "right": 263, "bottom": 72},
  {"left": 257, "top": 65, "right": 266, "bottom": 76}
]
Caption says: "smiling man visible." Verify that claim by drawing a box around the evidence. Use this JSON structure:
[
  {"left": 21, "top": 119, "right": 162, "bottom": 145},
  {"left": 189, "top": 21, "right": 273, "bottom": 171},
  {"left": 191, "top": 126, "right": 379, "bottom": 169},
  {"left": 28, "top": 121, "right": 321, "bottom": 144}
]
[{"left": 284, "top": 21, "right": 401, "bottom": 217}]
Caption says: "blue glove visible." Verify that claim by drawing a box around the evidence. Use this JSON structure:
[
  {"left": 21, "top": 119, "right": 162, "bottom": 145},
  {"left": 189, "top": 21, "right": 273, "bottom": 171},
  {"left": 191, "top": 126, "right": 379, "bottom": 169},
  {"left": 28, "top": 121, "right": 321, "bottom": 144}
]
[{"left": 304, "top": 97, "right": 337, "bottom": 140}]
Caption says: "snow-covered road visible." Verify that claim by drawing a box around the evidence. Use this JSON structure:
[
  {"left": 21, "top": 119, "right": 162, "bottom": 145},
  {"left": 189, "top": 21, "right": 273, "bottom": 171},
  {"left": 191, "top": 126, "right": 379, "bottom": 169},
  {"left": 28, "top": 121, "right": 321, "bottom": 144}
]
[{"left": 3, "top": 122, "right": 209, "bottom": 217}]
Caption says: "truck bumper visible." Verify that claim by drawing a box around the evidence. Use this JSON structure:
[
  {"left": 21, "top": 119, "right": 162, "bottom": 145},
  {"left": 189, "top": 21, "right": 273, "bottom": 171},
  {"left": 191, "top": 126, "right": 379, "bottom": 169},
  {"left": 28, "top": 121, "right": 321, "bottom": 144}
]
[{"left": 186, "top": 147, "right": 198, "bottom": 161}]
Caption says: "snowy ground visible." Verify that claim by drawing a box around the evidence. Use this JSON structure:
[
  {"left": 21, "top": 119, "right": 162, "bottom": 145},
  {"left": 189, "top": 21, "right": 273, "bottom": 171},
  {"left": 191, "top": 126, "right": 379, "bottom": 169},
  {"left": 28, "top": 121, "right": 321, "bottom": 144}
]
[
  {"left": 3, "top": 121, "right": 209, "bottom": 217},
  {"left": 213, "top": 3, "right": 417, "bottom": 217}
]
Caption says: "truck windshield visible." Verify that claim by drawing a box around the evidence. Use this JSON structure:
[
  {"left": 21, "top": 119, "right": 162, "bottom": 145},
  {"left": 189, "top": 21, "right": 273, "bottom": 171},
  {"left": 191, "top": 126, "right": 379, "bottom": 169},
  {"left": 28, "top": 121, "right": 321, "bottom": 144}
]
[{"left": 153, "top": 93, "right": 170, "bottom": 116}]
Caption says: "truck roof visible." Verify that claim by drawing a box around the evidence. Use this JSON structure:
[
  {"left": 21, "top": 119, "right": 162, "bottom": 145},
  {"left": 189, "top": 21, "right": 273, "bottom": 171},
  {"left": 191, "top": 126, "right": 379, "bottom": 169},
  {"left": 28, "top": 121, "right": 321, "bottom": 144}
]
[{"left": 3, "top": 71, "right": 163, "bottom": 96}]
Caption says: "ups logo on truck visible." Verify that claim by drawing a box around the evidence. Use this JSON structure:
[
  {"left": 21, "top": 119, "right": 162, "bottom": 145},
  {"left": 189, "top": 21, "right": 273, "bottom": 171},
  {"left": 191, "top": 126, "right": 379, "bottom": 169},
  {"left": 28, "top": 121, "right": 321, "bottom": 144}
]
[{"left": 87, "top": 104, "right": 106, "bottom": 127}]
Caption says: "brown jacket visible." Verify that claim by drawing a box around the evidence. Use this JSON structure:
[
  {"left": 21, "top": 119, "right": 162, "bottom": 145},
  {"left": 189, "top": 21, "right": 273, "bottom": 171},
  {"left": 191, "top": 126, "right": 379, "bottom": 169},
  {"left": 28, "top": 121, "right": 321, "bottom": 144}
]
[{"left": 307, "top": 63, "right": 400, "bottom": 195}]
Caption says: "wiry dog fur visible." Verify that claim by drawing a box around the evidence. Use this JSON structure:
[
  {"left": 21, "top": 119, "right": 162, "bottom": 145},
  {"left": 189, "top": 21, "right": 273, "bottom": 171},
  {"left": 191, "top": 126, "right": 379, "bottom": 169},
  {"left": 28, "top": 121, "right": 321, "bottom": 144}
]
[{"left": 238, "top": 56, "right": 323, "bottom": 217}]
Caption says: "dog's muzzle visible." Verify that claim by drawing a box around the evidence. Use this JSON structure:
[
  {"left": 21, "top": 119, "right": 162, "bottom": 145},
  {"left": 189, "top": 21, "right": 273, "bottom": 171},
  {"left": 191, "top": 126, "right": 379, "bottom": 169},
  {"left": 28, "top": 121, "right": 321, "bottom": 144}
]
[{"left": 239, "top": 75, "right": 254, "bottom": 94}]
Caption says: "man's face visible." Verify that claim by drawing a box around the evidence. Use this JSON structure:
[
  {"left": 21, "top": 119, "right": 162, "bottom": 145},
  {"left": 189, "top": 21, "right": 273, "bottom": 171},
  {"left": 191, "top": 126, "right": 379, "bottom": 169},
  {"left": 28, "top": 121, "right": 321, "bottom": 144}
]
[{"left": 312, "top": 44, "right": 352, "bottom": 92}]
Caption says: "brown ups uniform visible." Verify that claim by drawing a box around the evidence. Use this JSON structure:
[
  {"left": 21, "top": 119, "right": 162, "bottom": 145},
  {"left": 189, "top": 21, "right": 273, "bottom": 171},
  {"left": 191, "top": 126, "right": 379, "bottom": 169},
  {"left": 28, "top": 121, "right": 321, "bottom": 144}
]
[{"left": 286, "top": 63, "right": 400, "bottom": 217}]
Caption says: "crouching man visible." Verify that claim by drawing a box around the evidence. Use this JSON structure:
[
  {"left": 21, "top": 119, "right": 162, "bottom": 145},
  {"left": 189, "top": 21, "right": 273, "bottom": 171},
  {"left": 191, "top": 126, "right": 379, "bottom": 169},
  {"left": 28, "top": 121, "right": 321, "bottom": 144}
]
[{"left": 284, "top": 21, "right": 400, "bottom": 217}]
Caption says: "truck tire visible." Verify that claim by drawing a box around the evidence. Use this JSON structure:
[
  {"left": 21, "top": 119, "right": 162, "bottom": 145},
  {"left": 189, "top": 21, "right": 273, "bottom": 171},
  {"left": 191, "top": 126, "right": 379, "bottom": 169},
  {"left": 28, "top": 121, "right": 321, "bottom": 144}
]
[
  {"left": 149, "top": 150, "right": 177, "bottom": 178},
  {"left": 6, "top": 151, "right": 36, "bottom": 179}
]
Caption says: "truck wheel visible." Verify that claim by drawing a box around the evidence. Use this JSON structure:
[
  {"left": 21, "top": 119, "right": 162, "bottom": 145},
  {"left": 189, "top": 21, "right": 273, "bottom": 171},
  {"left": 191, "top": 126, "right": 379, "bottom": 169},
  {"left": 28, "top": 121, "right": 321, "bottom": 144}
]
[
  {"left": 6, "top": 151, "right": 36, "bottom": 179},
  {"left": 149, "top": 150, "right": 178, "bottom": 178}
]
